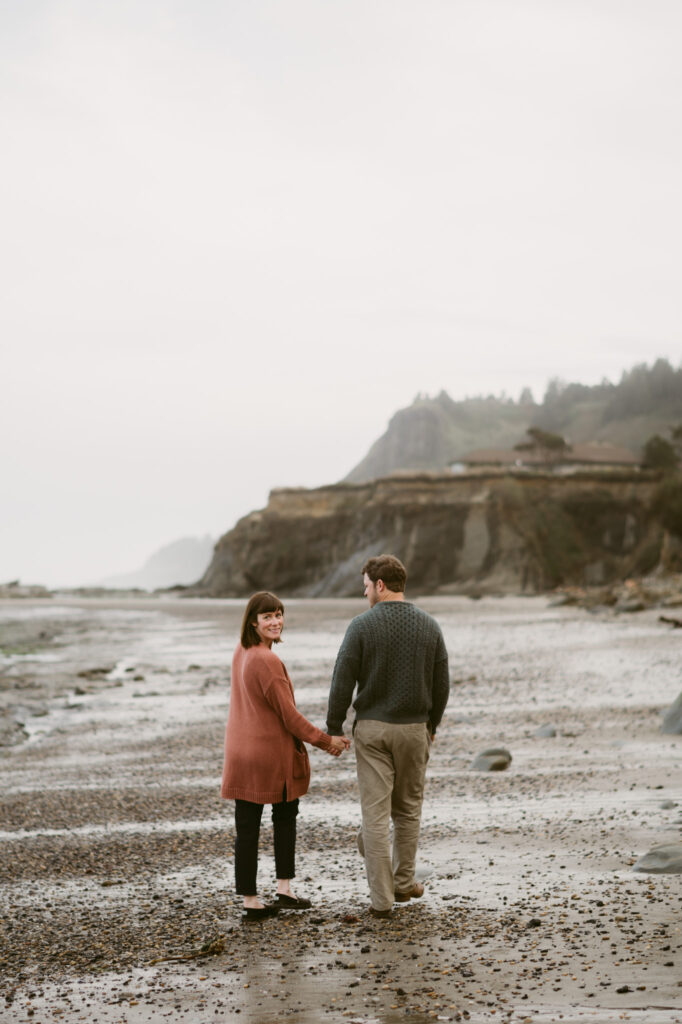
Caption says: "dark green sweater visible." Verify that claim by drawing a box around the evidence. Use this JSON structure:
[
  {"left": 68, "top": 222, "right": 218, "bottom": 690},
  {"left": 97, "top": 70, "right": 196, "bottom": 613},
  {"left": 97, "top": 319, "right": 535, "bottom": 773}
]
[{"left": 326, "top": 601, "right": 449, "bottom": 735}]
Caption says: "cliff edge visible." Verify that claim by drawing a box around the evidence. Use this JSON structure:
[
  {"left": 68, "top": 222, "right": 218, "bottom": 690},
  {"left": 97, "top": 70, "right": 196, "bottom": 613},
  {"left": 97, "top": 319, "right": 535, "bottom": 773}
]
[{"left": 193, "top": 469, "right": 678, "bottom": 597}]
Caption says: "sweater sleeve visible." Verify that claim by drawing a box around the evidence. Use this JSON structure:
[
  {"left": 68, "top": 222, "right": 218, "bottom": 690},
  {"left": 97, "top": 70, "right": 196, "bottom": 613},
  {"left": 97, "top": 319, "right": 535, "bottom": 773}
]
[
  {"left": 263, "top": 673, "right": 332, "bottom": 752},
  {"left": 326, "top": 618, "right": 362, "bottom": 734},
  {"left": 428, "top": 632, "right": 450, "bottom": 735}
]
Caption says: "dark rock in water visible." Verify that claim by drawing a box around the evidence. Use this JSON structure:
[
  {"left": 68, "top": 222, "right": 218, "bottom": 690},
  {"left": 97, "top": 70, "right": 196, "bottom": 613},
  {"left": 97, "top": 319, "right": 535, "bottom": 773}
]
[
  {"left": 661, "top": 691, "right": 682, "bottom": 734},
  {"left": 660, "top": 800, "right": 677, "bottom": 809},
  {"left": 534, "top": 724, "right": 557, "bottom": 738},
  {"left": 469, "top": 747, "right": 512, "bottom": 771},
  {"left": 633, "top": 843, "right": 682, "bottom": 874}
]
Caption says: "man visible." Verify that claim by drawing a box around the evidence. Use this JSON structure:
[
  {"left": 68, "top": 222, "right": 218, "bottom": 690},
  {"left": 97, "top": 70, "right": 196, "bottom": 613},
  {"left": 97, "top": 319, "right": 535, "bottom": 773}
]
[{"left": 326, "top": 554, "right": 449, "bottom": 918}]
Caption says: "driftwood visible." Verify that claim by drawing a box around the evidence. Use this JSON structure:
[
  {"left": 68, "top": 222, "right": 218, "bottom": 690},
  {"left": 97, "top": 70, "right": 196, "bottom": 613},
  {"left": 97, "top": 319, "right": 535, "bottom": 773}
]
[{"left": 659, "top": 615, "right": 682, "bottom": 628}]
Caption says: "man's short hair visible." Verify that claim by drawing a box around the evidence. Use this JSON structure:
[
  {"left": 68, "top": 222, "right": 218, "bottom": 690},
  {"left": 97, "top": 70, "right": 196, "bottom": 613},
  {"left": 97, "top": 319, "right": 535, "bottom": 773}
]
[{"left": 362, "top": 554, "right": 407, "bottom": 593}]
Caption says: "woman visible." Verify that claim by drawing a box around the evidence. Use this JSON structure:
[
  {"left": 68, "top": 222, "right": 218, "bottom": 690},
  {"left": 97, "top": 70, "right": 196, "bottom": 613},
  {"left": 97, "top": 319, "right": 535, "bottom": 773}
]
[{"left": 221, "top": 591, "right": 348, "bottom": 921}]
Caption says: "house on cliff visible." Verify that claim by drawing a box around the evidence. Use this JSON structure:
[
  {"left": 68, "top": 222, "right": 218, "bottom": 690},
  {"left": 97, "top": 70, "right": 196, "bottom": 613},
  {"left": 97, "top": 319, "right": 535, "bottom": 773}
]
[{"left": 451, "top": 441, "right": 641, "bottom": 474}]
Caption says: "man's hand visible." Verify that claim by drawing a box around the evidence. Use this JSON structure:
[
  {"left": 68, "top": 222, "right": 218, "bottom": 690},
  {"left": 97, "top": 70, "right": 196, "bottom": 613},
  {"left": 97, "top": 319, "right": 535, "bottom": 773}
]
[{"left": 327, "top": 735, "right": 350, "bottom": 756}]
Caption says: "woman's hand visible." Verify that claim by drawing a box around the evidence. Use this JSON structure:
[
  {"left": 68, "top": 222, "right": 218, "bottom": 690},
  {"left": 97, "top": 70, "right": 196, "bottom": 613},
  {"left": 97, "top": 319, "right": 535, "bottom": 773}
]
[{"left": 327, "top": 735, "right": 350, "bottom": 756}]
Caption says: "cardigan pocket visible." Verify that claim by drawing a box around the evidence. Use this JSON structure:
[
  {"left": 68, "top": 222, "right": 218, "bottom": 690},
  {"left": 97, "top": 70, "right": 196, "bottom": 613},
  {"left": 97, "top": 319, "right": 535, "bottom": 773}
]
[{"left": 292, "top": 739, "right": 310, "bottom": 779}]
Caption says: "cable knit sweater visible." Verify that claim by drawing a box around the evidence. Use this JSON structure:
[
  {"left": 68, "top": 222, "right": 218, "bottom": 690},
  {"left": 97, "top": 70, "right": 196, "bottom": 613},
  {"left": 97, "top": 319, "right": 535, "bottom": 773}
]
[
  {"left": 221, "top": 644, "right": 333, "bottom": 803},
  {"left": 326, "top": 601, "right": 450, "bottom": 736}
]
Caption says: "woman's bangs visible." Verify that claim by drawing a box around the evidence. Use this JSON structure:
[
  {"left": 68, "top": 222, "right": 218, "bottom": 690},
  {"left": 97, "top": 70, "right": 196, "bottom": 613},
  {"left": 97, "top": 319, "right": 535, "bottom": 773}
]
[{"left": 255, "top": 594, "right": 284, "bottom": 616}]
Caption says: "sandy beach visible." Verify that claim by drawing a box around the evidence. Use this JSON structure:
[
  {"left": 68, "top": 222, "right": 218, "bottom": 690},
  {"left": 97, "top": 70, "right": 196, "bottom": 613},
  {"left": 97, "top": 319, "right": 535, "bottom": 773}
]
[{"left": 1, "top": 594, "right": 681, "bottom": 1023}]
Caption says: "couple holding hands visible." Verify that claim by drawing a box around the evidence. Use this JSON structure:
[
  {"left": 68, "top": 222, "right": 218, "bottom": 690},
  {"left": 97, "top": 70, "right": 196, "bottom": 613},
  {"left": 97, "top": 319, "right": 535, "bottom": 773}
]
[{"left": 221, "top": 554, "right": 450, "bottom": 921}]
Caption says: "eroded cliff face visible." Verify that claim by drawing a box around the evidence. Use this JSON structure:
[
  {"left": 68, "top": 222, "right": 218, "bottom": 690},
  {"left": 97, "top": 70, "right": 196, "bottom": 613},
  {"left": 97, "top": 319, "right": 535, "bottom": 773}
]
[{"left": 194, "top": 470, "right": 667, "bottom": 597}]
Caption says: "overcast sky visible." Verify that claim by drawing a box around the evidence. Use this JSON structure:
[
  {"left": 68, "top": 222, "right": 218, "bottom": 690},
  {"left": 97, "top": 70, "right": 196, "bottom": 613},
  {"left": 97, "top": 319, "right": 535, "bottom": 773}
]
[{"left": 2, "top": 0, "right": 681, "bottom": 587}]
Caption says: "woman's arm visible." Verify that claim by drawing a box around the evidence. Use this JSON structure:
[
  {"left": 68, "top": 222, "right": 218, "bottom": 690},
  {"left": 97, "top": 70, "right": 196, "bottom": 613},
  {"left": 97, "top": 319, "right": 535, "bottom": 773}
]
[{"left": 264, "top": 674, "right": 339, "bottom": 752}]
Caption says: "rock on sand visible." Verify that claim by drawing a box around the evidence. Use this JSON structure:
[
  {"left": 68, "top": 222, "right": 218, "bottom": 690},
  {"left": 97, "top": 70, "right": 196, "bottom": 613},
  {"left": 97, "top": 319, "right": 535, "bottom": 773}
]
[
  {"left": 632, "top": 842, "right": 682, "bottom": 874},
  {"left": 469, "top": 747, "right": 512, "bottom": 771},
  {"left": 534, "top": 724, "right": 557, "bottom": 738},
  {"left": 661, "top": 690, "right": 682, "bottom": 734}
]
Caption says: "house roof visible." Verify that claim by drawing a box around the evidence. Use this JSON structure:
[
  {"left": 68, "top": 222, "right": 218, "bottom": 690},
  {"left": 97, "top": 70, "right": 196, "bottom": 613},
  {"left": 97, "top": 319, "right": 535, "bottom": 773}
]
[
  {"left": 566, "top": 442, "right": 640, "bottom": 465},
  {"left": 457, "top": 442, "right": 640, "bottom": 467}
]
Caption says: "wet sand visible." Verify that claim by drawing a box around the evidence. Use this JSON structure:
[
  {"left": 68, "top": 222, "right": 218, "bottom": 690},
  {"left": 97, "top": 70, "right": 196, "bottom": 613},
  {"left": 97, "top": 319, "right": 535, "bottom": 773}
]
[{"left": 1, "top": 594, "right": 681, "bottom": 1023}]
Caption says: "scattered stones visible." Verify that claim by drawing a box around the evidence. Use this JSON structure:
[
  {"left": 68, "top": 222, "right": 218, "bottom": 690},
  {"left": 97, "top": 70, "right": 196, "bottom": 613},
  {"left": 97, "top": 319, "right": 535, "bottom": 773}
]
[
  {"left": 2, "top": 594, "right": 682, "bottom": 1020},
  {"left": 469, "top": 747, "right": 512, "bottom": 772},
  {"left": 632, "top": 843, "right": 682, "bottom": 874},
  {"left": 661, "top": 691, "right": 682, "bottom": 734}
]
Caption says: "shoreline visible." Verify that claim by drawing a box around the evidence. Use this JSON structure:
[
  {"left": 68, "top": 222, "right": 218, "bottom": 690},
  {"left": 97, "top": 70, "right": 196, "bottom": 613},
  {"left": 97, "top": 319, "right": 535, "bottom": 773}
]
[{"left": 1, "top": 596, "right": 681, "bottom": 1022}]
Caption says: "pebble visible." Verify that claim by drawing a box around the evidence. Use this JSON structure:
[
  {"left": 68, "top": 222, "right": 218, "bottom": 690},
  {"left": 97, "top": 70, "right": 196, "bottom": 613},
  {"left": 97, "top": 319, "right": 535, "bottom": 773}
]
[{"left": 533, "top": 725, "right": 557, "bottom": 738}]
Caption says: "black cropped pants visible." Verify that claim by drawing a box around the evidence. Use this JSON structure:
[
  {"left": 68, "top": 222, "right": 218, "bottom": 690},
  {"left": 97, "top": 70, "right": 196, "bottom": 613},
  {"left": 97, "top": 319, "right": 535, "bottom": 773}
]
[{"left": 234, "top": 795, "right": 299, "bottom": 895}]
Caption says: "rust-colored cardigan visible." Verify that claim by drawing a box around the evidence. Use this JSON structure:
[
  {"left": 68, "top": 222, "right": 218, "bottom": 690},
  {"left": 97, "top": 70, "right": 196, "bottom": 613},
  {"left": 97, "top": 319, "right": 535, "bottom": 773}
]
[{"left": 221, "top": 643, "right": 332, "bottom": 803}]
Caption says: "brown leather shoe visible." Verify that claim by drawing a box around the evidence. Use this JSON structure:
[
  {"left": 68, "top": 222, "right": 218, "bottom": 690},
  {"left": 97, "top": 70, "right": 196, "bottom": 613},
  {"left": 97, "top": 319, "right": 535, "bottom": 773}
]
[
  {"left": 368, "top": 906, "right": 393, "bottom": 918},
  {"left": 394, "top": 882, "right": 425, "bottom": 902}
]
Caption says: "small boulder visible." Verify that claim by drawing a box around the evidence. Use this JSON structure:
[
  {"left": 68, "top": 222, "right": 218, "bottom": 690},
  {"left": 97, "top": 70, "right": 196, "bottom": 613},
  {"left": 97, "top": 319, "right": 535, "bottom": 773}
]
[
  {"left": 632, "top": 843, "right": 682, "bottom": 874},
  {"left": 469, "top": 747, "right": 512, "bottom": 772},
  {"left": 661, "top": 691, "right": 682, "bottom": 734}
]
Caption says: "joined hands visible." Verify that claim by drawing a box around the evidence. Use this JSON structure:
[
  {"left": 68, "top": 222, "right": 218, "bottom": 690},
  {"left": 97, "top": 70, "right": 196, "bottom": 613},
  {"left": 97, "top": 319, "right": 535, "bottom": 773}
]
[{"left": 327, "top": 735, "right": 350, "bottom": 757}]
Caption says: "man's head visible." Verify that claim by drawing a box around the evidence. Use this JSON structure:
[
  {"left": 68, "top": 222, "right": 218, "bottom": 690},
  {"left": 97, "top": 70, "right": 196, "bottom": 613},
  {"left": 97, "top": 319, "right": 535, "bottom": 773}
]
[{"left": 362, "top": 554, "right": 407, "bottom": 606}]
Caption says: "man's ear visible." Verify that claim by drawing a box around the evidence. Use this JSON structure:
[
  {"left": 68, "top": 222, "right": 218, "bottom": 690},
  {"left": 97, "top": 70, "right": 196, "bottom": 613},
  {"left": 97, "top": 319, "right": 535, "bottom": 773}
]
[{"left": 376, "top": 579, "right": 385, "bottom": 593}]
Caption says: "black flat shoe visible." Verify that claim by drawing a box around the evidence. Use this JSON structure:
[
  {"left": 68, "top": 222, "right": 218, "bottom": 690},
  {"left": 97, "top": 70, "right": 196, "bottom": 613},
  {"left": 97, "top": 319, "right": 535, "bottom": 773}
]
[
  {"left": 242, "top": 904, "right": 280, "bottom": 922},
  {"left": 276, "top": 893, "right": 312, "bottom": 910}
]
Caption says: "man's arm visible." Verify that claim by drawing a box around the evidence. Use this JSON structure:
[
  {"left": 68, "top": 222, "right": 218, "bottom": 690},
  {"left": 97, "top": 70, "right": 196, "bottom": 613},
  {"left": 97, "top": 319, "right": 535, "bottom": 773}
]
[
  {"left": 428, "top": 633, "right": 450, "bottom": 736},
  {"left": 326, "top": 620, "right": 362, "bottom": 734}
]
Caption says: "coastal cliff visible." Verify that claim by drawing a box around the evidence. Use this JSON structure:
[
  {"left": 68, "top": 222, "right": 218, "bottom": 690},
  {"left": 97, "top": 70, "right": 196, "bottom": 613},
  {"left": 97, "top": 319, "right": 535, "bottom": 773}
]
[{"left": 194, "top": 470, "right": 676, "bottom": 597}]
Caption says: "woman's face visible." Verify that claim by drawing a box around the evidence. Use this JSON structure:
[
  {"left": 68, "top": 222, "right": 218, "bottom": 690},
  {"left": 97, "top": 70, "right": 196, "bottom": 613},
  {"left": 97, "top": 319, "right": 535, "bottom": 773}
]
[{"left": 252, "top": 609, "right": 284, "bottom": 647}]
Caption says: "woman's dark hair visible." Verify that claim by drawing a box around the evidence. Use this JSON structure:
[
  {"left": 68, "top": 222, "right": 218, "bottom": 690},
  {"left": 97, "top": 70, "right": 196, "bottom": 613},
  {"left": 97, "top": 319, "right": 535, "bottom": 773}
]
[
  {"left": 240, "top": 591, "right": 285, "bottom": 648},
  {"left": 362, "top": 554, "right": 407, "bottom": 592}
]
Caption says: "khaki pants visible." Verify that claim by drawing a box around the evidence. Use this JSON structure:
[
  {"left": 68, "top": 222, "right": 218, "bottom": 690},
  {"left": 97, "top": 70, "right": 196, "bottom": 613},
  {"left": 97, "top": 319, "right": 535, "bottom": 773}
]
[{"left": 354, "top": 719, "right": 431, "bottom": 911}]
